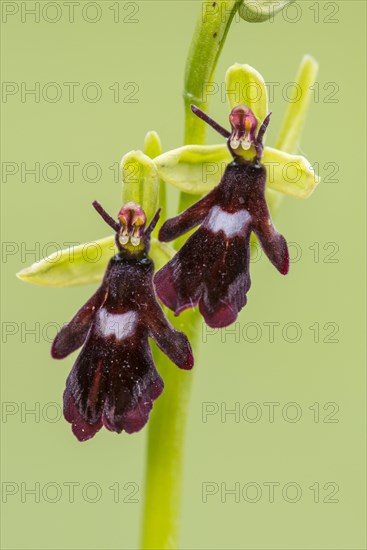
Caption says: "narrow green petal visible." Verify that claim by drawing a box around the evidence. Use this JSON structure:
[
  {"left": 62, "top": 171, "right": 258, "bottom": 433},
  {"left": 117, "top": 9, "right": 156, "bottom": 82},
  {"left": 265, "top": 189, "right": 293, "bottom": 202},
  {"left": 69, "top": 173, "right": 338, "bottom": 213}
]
[
  {"left": 263, "top": 146, "right": 319, "bottom": 198},
  {"left": 225, "top": 63, "right": 268, "bottom": 128},
  {"left": 121, "top": 150, "right": 159, "bottom": 223},
  {"left": 155, "top": 144, "right": 230, "bottom": 194},
  {"left": 16, "top": 236, "right": 116, "bottom": 287},
  {"left": 276, "top": 55, "right": 319, "bottom": 154},
  {"left": 239, "top": 0, "right": 295, "bottom": 23}
]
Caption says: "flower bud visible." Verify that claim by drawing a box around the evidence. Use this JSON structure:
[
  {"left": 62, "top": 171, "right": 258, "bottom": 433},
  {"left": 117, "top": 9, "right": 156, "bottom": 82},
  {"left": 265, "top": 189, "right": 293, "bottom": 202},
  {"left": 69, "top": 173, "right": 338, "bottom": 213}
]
[{"left": 239, "top": 0, "right": 295, "bottom": 23}]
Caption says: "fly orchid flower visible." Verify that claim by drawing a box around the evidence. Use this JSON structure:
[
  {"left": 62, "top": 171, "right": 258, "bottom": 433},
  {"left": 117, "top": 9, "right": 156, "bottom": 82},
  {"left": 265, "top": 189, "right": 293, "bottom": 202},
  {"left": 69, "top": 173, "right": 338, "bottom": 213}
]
[
  {"left": 154, "top": 105, "right": 288, "bottom": 328},
  {"left": 52, "top": 201, "right": 193, "bottom": 441},
  {"left": 152, "top": 57, "right": 320, "bottom": 327},
  {"left": 16, "top": 142, "right": 171, "bottom": 288}
]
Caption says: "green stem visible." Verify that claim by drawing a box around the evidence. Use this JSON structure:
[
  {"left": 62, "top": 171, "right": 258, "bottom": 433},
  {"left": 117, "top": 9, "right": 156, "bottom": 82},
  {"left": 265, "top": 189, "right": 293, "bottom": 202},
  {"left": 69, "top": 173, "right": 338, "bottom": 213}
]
[
  {"left": 141, "top": 310, "right": 198, "bottom": 550},
  {"left": 141, "top": 2, "right": 240, "bottom": 549},
  {"left": 184, "top": 0, "right": 241, "bottom": 145},
  {"left": 180, "top": 0, "right": 241, "bottom": 237}
]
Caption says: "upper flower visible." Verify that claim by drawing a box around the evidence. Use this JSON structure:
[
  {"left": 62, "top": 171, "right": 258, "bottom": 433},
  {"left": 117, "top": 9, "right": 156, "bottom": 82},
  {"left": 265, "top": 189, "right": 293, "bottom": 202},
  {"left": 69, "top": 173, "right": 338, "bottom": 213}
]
[
  {"left": 52, "top": 202, "right": 193, "bottom": 441},
  {"left": 154, "top": 106, "right": 289, "bottom": 328},
  {"left": 151, "top": 57, "right": 319, "bottom": 327}
]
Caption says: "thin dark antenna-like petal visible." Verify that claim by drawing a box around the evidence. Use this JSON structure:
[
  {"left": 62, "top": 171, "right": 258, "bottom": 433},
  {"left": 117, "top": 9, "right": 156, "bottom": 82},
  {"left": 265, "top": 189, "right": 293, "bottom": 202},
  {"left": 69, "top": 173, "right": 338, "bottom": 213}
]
[
  {"left": 93, "top": 201, "right": 120, "bottom": 232},
  {"left": 191, "top": 105, "right": 231, "bottom": 138},
  {"left": 145, "top": 208, "right": 161, "bottom": 240},
  {"left": 256, "top": 112, "right": 272, "bottom": 144}
]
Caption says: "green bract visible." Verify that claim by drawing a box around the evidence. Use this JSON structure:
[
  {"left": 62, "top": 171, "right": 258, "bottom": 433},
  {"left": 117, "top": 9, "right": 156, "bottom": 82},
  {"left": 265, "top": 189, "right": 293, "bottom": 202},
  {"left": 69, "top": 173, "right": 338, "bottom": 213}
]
[{"left": 239, "top": 0, "right": 296, "bottom": 23}]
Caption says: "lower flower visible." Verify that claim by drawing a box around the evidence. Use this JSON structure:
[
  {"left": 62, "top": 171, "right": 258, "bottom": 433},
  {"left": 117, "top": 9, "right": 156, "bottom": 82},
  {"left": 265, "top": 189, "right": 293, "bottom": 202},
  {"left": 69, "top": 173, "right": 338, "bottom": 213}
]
[{"left": 52, "top": 202, "right": 193, "bottom": 441}]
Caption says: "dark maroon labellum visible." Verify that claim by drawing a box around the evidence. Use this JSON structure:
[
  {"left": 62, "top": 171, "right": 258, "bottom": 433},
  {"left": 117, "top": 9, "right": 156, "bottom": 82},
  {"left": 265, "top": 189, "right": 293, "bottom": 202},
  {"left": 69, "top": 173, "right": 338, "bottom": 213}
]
[
  {"left": 154, "top": 106, "right": 289, "bottom": 329},
  {"left": 52, "top": 202, "right": 193, "bottom": 441}
]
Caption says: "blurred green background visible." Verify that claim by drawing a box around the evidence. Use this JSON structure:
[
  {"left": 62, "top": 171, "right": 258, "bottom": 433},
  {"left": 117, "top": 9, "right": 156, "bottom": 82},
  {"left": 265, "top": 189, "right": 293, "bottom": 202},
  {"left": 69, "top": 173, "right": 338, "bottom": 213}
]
[{"left": 1, "top": 1, "right": 366, "bottom": 548}]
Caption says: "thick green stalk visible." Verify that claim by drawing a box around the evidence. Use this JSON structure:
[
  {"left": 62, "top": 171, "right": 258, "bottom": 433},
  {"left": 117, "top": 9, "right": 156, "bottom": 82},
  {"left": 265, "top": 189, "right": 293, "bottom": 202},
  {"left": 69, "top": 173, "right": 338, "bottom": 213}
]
[
  {"left": 184, "top": 0, "right": 241, "bottom": 145},
  {"left": 141, "top": 310, "right": 198, "bottom": 550},
  {"left": 141, "top": 2, "right": 240, "bottom": 548}
]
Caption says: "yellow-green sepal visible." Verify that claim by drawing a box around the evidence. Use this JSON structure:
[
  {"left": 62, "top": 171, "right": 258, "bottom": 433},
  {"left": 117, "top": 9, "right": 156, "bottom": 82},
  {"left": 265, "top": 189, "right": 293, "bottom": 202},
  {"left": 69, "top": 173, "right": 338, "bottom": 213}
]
[
  {"left": 155, "top": 143, "right": 319, "bottom": 198},
  {"left": 144, "top": 131, "right": 163, "bottom": 159},
  {"left": 155, "top": 144, "right": 230, "bottom": 195},
  {"left": 121, "top": 150, "right": 159, "bottom": 224},
  {"left": 16, "top": 236, "right": 116, "bottom": 287},
  {"left": 225, "top": 63, "right": 268, "bottom": 129},
  {"left": 263, "top": 146, "right": 319, "bottom": 198},
  {"left": 276, "top": 55, "right": 319, "bottom": 154},
  {"left": 16, "top": 236, "right": 174, "bottom": 288},
  {"left": 143, "top": 130, "right": 167, "bottom": 225}
]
